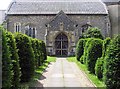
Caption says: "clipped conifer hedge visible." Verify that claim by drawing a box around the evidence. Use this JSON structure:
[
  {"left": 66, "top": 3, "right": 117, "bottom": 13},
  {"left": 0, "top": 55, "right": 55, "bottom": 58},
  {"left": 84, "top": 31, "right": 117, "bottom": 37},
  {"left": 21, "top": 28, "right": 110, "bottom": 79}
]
[
  {"left": 95, "top": 57, "right": 104, "bottom": 79},
  {"left": 83, "top": 38, "right": 94, "bottom": 64},
  {"left": 41, "top": 41, "right": 47, "bottom": 61},
  {"left": 86, "top": 39, "right": 103, "bottom": 74},
  {"left": 6, "top": 31, "right": 21, "bottom": 88},
  {"left": 31, "top": 38, "right": 39, "bottom": 68},
  {"left": 1, "top": 26, "right": 47, "bottom": 88},
  {"left": 37, "top": 40, "right": 42, "bottom": 66},
  {"left": 102, "top": 37, "right": 111, "bottom": 57},
  {"left": 1, "top": 27, "right": 13, "bottom": 88},
  {"left": 85, "top": 27, "right": 104, "bottom": 39},
  {"left": 31, "top": 38, "right": 47, "bottom": 67},
  {"left": 15, "top": 33, "right": 35, "bottom": 82},
  {"left": 95, "top": 37, "right": 111, "bottom": 79},
  {"left": 76, "top": 39, "right": 86, "bottom": 61},
  {"left": 104, "top": 35, "right": 120, "bottom": 89}
]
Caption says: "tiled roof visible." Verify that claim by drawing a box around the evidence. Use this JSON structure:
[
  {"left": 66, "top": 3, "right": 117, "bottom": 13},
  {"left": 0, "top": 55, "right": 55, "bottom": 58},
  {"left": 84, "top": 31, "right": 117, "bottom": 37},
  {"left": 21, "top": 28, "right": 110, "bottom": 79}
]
[{"left": 7, "top": 0, "right": 108, "bottom": 15}]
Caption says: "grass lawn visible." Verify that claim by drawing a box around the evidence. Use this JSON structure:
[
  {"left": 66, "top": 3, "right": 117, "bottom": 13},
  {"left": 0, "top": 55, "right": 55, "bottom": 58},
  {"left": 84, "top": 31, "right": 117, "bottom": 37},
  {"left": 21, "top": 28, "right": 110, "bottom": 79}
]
[
  {"left": 47, "top": 56, "right": 56, "bottom": 62},
  {"left": 67, "top": 56, "right": 106, "bottom": 88},
  {"left": 20, "top": 56, "right": 56, "bottom": 88}
]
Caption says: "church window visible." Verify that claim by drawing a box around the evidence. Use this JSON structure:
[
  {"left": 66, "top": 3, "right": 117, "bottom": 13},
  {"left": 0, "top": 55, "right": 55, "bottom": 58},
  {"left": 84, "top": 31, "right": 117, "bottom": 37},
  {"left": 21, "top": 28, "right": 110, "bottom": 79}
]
[
  {"left": 81, "top": 24, "right": 92, "bottom": 33},
  {"left": 25, "top": 25, "right": 36, "bottom": 38},
  {"left": 14, "top": 23, "right": 21, "bottom": 32},
  {"left": 76, "top": 24, "right": 78, "bottom": 27}
]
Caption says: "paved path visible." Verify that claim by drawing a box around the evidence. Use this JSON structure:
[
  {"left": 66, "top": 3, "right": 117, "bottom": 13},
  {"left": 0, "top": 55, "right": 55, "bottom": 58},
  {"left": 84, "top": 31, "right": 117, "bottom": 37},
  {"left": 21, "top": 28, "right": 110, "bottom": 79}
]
[{"left": 35, "top": 58, "right": 96, "bottom": 87}]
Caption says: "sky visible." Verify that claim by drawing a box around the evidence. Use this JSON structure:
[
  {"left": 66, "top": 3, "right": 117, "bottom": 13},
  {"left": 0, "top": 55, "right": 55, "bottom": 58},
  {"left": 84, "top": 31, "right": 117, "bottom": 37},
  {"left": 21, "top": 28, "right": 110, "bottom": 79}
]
[{"left": 0, "top": 0, "right": 12, "bottom": 10}]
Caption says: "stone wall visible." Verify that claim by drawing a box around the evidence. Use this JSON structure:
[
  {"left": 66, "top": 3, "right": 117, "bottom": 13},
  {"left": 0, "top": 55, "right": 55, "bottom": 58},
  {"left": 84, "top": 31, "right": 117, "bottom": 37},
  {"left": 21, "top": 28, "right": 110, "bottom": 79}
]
[
  {"left": 6, "top": 14, "right": 110, "bottom": 56},
  {"left": 107, "top": 5, "right": 120, "bottom": 37},
  {"left": 7, "top": 14, "right": 110, "bottom": 39}
]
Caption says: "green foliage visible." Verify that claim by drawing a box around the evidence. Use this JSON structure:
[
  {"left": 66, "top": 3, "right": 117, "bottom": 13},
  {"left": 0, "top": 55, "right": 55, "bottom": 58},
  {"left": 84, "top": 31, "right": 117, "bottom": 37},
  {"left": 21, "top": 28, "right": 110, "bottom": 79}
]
[
  {"left": 31, "top": 38, "right": 47, "bottom": 68},
  {"left": 6, "top": 31, "right": 21, "bottom": 88},
  {"left": 31, "top": 38, "right": 39, "bottom": 68},
  {"left": 39, "top": 41, "right": 47, "bottom": 65},
  {"left": 102, "top": 37, "right": 111, "bottom": 57},
  {"left": 83, "top": 38, "right": 94, "bottom": 64},
  {"left": 41, "top": 41, "right": 47, "bottom": 61},
  {"left": 104, "top": 35, "right": 120, "bottom": 89},
  {"left": 96, "top": 37, "right": 111, "bottom": 80},
  {"left": 1, "top": 26, "right": 47, "bottom": 88},
  {"left": 37, "top": 40, "right": 42, "bottom": 66},
  {"left": 86, "top": 39, "right": 103, "bottom": 74},
  {"left": 1, "top": 26, "right": 13, "bottom": 88},
  {"left": 76, "top": 39, "right": 87, "bottom": 61},
  {"left": 85, "top": 27, "right": 104, "bottom": 39},
  {"left": 80, "top": 55, "right": 84, "bottom": 64},
  {"left": 15, "top": 33, "right": 35, "bottom": 82},
  {"left": 95, "top": 57, "right": 104, "bottom": 79}
]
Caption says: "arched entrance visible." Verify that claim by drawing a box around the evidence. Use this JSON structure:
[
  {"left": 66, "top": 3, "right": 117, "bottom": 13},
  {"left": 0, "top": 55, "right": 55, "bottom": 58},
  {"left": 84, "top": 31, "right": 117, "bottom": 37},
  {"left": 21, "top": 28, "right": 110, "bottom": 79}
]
[{"left": 55, "top": 33, "right": 68, "bottom": 56}]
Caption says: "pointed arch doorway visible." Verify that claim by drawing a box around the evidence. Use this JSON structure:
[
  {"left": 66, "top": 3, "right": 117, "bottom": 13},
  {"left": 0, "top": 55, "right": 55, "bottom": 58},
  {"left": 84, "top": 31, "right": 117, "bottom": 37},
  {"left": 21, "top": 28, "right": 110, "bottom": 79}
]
[{"left": 55, "top": 33, "right": 68, "bottom": 56}]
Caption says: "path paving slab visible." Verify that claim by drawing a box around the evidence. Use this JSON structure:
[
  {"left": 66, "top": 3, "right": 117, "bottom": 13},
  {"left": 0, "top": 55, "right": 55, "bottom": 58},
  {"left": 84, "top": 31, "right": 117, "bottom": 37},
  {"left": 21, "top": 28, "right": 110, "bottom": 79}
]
[{"left": 35, "top": 58, "right": 96, "bottom": 88}]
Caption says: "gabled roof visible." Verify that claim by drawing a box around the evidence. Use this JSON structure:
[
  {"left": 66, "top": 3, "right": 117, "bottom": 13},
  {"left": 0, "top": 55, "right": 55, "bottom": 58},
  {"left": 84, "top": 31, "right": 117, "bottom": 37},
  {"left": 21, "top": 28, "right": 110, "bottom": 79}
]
[
  {"left": 46, "top": 10, "right": 77, "bottom": 31},
  {"left": 7, "top": 0, "right": 108, "bottom": 15},
  {"left": 46, "top": 10, "right": 76, "bottom": 25}
]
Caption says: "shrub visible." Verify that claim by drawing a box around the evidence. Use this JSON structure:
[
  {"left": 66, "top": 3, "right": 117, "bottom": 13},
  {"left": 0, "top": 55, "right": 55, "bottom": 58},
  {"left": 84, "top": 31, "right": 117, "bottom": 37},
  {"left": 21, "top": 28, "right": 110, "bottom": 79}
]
[
  {"left": 37, "top": 40, "right": 47, "bottom": 65},
  {"left": 95, "top": 57, "right": 104, "bottom": 79},
  {"left": 1, "top": 27, "right": 13, "bottom": 88},
  {"left": 31, "top": 38, "right": 47, "bottom": 67},
  {"left": 86, "top": 39, "right": 103, "bottom": 74},
  {"left": 85, "top": 27, "right": 104, "bottom": 39},
  {"left": 76, "top": 39, "right": 86, "bottom": 61},
  {"left": 102, "top": 37, "right": 111, "bottom": 57},
  {"left": 41, "top": 41, "right": 47, "bottom": 61},
  {"left": 15, "top": 33, "right": 35, "bottom": 82},
  {"left": 83, "top": 38, "right": 94, "bottom": 64},
  {"left": 96, "top": 37, "right": 111, "bottom": 80},
  {"left": 31, "top": 38, "right": 39, "bottom": 68},
  {"left": 37, "top": 40, "right": 42, "bottom": 66},
  {"left": 80, "top": 55, "right": 84, "bottom": 64},
  {"left": 6, "top": 31, "right": 21, "bottom": 88},
  {"left": 104, "top": 35, "right": 120, "bottom": 89}
]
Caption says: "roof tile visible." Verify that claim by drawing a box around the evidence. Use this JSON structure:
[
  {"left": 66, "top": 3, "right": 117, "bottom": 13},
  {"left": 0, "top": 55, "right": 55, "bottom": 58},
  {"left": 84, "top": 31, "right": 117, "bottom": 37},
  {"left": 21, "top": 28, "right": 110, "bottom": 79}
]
[{"left": 7, "top": 1, "right": 108, "bottom": 15}]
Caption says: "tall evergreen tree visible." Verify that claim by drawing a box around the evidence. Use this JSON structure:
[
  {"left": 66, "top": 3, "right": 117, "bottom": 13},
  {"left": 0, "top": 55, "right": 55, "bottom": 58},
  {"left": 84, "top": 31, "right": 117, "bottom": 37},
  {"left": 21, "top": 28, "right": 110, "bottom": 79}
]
[
  {"left": 6, "top": 31, "right": 21, "bottom": 88},
  {"left": 1, "top": 26, "right": 13, "bottom": 89},
  {"left": 104, "top": 35, "right": 120, "bottom": 89},
  {"left": 15, "top": 33, "right": 35, "bottom": 82}
]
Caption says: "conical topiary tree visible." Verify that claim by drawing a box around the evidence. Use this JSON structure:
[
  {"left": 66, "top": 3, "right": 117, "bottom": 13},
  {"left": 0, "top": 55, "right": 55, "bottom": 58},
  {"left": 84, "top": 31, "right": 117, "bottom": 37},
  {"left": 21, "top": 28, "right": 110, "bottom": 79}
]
[
  {"left": 104, "top": 35, "right": 120, "bottom": 89},
  {"left": 83, "top": 38, "right": 94, "bottom": 64},
  {"left": 85, "top": 27, "right": 104, "bottom": 39},
  {"left": 95, "top": 37, "right": 111, "bottom": 79},
  {"left": 15, "top": 33, "right": 35, "bottom": 82},
  {"left": 76, "top": 39, "right": 87, "bottom": 61},
  {"left": 102, "top": 37, "right": 111, "bottom": 58},
  {"left": 38, "top": 40, "right": 43, "bottom": 66},
  {"left": 86, "top": 38, "right": 103, "bottom": 74},
  {"left": 31, "top": 38, "right": 39, "bottom": 68},
  {"left": 6, "top": 31, "right": 21, "bottom": 88},
  {"left": 1, "top": 26, "right": 13, "bottom": 88},
  {"left": 41, "top": 41, "right": 47, "bottom": 61}
]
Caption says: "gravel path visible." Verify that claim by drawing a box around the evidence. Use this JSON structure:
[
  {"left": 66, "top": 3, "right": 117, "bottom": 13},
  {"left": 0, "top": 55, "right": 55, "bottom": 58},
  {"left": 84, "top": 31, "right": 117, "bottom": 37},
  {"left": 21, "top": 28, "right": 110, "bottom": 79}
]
[{"left": 35, "top": 58, "right": 96, "bottom": 88}]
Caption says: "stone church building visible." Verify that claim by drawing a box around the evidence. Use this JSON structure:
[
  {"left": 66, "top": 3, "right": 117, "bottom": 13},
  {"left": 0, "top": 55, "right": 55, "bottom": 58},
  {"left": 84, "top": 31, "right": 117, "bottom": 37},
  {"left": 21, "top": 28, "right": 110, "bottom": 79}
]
[{"left": 6, "top": 0, "right": 110, "bottom": 56}]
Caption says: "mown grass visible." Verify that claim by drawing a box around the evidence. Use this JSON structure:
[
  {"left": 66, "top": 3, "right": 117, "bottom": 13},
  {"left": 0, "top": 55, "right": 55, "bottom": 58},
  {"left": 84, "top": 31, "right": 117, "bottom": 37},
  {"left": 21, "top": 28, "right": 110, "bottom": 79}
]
[
  {"left": 20, "top": 56, "right": 56, "bottom": 88},
  {"left": 47, "top": 56, "right": 56, "bottom": 62},
  {"left": 67, "top": 56, "right": 106, "bottom": 88}
]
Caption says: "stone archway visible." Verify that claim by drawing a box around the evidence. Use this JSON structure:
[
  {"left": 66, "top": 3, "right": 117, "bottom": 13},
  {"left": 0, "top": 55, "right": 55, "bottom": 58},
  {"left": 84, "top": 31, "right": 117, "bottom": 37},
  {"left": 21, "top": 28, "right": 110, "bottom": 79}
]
[{"left": 55, "top": 33, "right": 68, "bottom": 56}]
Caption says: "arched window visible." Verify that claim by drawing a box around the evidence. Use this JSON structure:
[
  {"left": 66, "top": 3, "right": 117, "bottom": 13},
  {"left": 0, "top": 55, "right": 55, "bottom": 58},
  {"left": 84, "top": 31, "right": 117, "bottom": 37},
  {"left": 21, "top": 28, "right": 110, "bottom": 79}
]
[
  {"left": 81, "top": 24, "right": 92, "bottom": 33},
  {"left": 25, "top": 25, "right": 36, "bottom": 38},
  {"left": 14, "top": 23, "right": 21, "bottom": 32}
]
